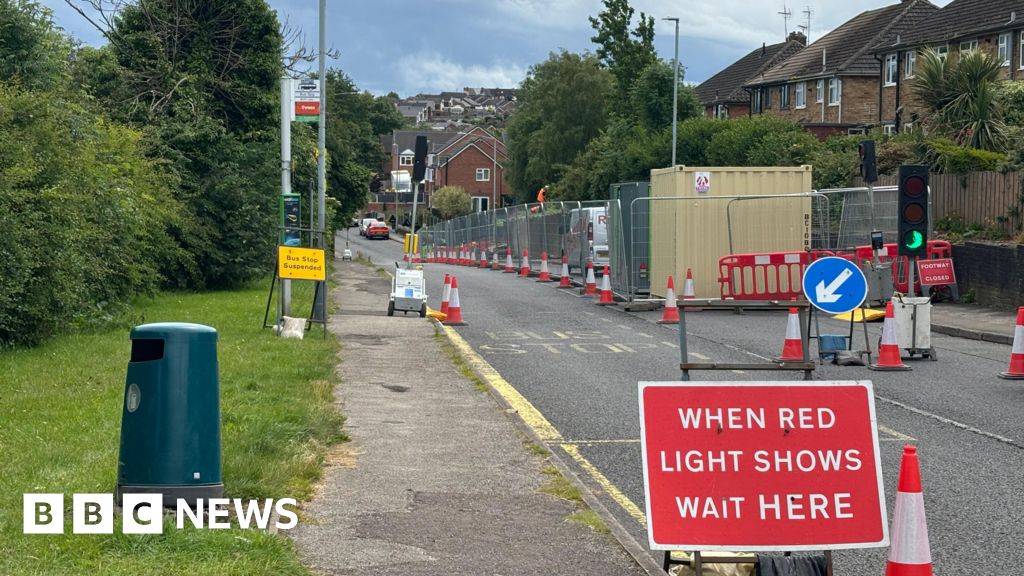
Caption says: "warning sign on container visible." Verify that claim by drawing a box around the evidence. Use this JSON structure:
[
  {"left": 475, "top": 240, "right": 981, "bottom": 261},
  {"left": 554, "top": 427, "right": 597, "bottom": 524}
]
[
  {"left": 695, "top": 172, "right": 711, "bottom": 194},
  {"left": 638, "top": 380, "right": 888, "bottom": 551}
]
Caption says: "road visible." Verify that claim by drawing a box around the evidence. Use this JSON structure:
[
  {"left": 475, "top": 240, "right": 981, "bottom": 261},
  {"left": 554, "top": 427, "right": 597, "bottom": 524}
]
[{"left": 344, "top": 230, "right": 1024, "bottom": 574}]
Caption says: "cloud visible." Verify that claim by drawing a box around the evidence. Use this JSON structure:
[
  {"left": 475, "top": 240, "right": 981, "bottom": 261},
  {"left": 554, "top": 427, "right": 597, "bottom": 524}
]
[{"left": 398, "top": 52, "right": 529, "bottom": 94}]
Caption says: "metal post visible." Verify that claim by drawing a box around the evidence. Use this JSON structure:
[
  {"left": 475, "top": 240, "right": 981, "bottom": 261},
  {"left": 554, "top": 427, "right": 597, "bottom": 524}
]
[
  {"left": 663, "top": 17, "right": 680, "bottom": 166},
  {"left": 409, "top": 180, "right": 420, "bottom": 261},
  {"left": 280, "top": 76, "right": 292, "bottom": 321},
  {"left": 313, "top": 0, "right": 327, "bottom": 321}
]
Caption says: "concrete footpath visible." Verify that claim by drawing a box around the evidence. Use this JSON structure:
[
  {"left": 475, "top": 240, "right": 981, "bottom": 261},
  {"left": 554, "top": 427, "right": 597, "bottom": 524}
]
[
  {"left": 930, "top": 302, "right": 1018, "bottom": 345},
  {"left": 291, "top": 257, "right": 647, "bottom": 575}
]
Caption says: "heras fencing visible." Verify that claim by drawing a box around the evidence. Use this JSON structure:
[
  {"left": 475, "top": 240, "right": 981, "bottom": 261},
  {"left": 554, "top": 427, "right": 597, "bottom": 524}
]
[{"left": 418, "top": 185, "right": 930, "bottom": 303}]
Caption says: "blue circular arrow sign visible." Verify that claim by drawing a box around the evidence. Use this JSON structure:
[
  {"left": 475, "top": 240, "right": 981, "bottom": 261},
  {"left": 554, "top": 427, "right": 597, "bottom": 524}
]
[{"left": 802, "top": 257, "right": 868, "bottom": 314}]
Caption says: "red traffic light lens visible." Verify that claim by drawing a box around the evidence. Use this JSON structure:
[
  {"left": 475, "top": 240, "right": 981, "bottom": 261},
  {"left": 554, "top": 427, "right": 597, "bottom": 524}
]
[
  {"left": 903, "top": 175, "right": 926, "bottom": 198},
  {"left": 902, "top": 202, "right": 925, "bottom": 224}
]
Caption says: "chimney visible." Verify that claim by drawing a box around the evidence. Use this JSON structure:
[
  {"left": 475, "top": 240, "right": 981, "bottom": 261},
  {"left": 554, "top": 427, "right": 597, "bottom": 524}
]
[
  {"left": 788, "top": 31, "right": 807, "bottom": 46},
  {"left": 762, "top": 42, "right": 767, "bottom": 55}
]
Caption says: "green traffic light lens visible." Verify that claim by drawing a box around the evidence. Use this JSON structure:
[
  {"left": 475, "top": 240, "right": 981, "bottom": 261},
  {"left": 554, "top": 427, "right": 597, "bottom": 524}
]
[{"left": 903, "top": 230, "right": 924, "bottom": 250}]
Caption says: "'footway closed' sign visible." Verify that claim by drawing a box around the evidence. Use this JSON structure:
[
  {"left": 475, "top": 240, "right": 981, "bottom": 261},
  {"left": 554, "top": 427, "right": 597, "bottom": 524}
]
[{"left": 638, "top": 381, "right": 888, "bottom": 551}]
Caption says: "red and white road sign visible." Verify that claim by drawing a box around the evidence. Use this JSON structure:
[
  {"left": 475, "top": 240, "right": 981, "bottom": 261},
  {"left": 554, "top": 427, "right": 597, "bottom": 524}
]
[
  {"left": 295, "top": 101, "right": 320, "bottom": 117},
  {"left": 638, "top": 381, "right": 888, "bottom": 551},
  {"left": 917, "top": 258, "right": 955, "bottom": 285}
]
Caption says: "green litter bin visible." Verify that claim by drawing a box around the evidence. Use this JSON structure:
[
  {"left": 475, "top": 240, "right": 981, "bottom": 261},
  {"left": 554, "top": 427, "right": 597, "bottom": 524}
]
[{"left": 116, "top": 323, "right": 223, "bottom": 507}]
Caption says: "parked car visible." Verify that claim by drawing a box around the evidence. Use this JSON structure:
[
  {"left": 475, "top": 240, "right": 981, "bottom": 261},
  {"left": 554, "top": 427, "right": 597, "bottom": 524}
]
[
  {"left": 366, "top": 222, "right": 390, "bottom": 240},
  {"left": 359, "top": 218, "right": 378, "bottom": 236}
]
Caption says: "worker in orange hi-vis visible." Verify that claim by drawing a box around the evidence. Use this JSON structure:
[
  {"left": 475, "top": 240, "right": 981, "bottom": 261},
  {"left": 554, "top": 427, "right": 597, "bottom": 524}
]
[{"left": 537, "top": 186, "right": 546, "bottom": 203}]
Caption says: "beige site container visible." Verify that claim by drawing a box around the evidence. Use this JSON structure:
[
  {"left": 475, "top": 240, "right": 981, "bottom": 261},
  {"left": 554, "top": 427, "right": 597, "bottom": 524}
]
[{"left": 648, "top": 166, "right": 812, "bottom": 298}]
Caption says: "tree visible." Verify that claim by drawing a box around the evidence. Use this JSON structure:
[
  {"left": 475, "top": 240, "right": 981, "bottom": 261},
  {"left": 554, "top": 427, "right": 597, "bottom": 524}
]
[
  {"left": 97, "top": 0, "right": 284, "bottom": 288},
  {"left": 323, "top": 70, "right": 403, "bottom": 224},
  {"left": 589, "top": 0, "right": 656, "bottom": 117},
  {"left": 506, "top": 51, "right": 614, "bottom": 201},
  {"left": 431, "top": 186, "right": 472, "bottom": 219},
  {"left": 0, "top": 0, "right": 70, "bottom": 90},
  {"left": 912, "top": 49, "right": 1006, "bottom": 151},
  {"left": 629, "top": 60, "right": 701, "bottom": 131}
]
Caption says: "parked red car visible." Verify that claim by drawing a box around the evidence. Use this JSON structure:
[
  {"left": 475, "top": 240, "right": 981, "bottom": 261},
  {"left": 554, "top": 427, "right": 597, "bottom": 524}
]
[{"left": 366, "top": 223, "right": 390, "bottom": 240}]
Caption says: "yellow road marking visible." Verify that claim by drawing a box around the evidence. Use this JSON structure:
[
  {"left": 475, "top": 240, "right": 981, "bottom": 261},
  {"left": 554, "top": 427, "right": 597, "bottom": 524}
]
[
  {"left": 441, "top": 325, "right": 562, "bottom": 442},
  {"left": 561, "top": 444, "right": 647, "bottom": 527},
  {"left": 878, "top": 425, "right": 916, "bottom": 442},
  {"left": 555, "top": 438, "right": 640, "bottom": 445}
]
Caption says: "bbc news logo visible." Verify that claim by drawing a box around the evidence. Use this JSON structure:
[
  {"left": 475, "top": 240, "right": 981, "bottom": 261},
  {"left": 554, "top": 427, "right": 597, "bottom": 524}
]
[{"left": 23, "top": 494, "right": 299, "bottom": 534}]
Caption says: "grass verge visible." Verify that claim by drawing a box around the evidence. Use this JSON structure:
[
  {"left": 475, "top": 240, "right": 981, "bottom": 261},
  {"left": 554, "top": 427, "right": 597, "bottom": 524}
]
[{"left": 0, "top": 279, "right": 343, "bottom": 576}]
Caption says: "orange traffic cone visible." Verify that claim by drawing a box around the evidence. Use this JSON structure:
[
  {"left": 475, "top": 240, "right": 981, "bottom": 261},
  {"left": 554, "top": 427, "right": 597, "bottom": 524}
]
[
  {"left": 557, "top": 255, "right": 573, "bottom": 289},
  {"left": 998, "top": 307, "right": 1024, "bottom": 379},
  {"left": 520, "top": 250, "right": 531, "bottom": 277},
  {"left": 884, "top": 445, "right": 932, "bottom": 576},
  {"left": 583, "top": 260, "right": 597, "bottom": 296},
  {"left": 683, "top": 268, "right": 697, "bottom": 300},
  {"left": 537, "top": 251, "right": 552, "bottom": 282},
  {"left": 870, "top": 302, "right": 911, "bottom": 371},
  {"left": 777, "top": 304, "right": 803, "bottom": 362},
  {"left": 479, "top": 248, "right": 488, "bottom": 269},
  {"left": 596, "top": 265, "right": 615, "bottom": 305},
  {"left": 444, "top": 276, "right": 466, "bottom": 325},
  {"left": 503, "top": 248, "right": 516, "bottom": 273},
  {"left": 440, "top": 274, "right": 451, "bottom": 315},
  {"left": 491, "top": 250, "right": 501, "bottom": 270},
  {"left": 659, "top": 276, "right": 679, "bottom": 324}
]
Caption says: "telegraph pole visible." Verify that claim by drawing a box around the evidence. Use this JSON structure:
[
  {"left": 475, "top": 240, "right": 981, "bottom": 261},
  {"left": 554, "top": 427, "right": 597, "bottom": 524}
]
[
  {"left": 663, "top": 17, "right": 680, "bottom": 166},
  {"left": 312, "top": 0, "right": 327, "bottom": 321}
]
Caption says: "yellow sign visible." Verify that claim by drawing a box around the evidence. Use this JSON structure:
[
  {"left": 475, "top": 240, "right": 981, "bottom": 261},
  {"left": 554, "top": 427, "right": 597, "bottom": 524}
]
[{"left": 278, "top": 246, "right": 326, "bottom": 281}]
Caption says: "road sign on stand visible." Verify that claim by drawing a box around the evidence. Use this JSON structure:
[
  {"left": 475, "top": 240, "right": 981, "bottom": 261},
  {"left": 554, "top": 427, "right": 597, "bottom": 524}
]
[
  {"left": 638, "top": 380, "right": 888, "bottom": 551},
  {"left": 802, "top": 257, "right": 869, "bottom": 315}
]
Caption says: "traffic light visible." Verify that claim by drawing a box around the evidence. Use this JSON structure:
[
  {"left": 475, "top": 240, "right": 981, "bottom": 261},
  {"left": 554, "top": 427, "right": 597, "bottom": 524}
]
[
  {"left": 859, "top": 140, "right": 877, "bottom": 183},
  {"left": 897, "top": 165, "right": 929, "bottom": 257}
]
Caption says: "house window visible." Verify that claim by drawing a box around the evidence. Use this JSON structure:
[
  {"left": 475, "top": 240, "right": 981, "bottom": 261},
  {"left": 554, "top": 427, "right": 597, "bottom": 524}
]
[
  {"left": 1020, "top": 31, "right": 1024, "bottom": 69},
  {"left": 828, "top": 78, "right": 841, "bottom": 106},
  {"left": 795, "top": 82, "right": 806, "bottom": 109},
  {"left": 780, "top": 84, "right": 790, "bottom": 110},
  {"left": 847, "top": 127, "right": 866, "bottom": 135},
  {"left": 959, "top": 39, "right": 978, "bottom": 54},
  {"left": 883, "top": 124, "right": 896, "bottom": 136},
  {"left": 399, "top": 154, "right": 413, "bottom": 166},
  {"left": 998, "top": 33, "right": 1011, "bottom": 66},
  {"left": 885, "top": 53, "right": 898, "bottom": 86},
  {"left": 752, "top": 90, "right": 763, "bottom": 113},
  {"left": 905, "top": 51, "right": 917, "bottom": 78},
  {"left": 716, "top": 104, "right": 729, "bottom": 119},
  {"left": 764, "top": 87, "right": 772, "bottom": 109},
  {"left": 472, "top": 197, "right": 489, "bottom": 212},
  {"left": 475, "top": 168, "right": 490, "bottom": 181},
  {"left": 935, "top": 45, "right": 949, "bottom": 61},
  {"left": 816, "top": 79, "right": 824, "bottom": 103}
]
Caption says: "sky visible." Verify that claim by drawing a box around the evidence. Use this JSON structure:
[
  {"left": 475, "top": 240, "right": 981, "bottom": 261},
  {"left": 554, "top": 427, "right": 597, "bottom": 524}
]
[{"left": 40, "top": 0, "right": 953, "bottom": 97}]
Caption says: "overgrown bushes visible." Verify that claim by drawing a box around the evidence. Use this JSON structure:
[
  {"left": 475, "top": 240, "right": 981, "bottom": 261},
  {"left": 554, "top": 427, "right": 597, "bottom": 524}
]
[{"left": 0, "top": 86, "right": 186, "bottom": 345}]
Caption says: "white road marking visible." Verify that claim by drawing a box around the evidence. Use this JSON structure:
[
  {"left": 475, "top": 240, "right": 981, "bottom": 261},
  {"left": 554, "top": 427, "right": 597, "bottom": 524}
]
[
  {"left": 878, "top": 425, "right": 916, "bottom": 442},
  {"left": 876, "top": 395, "right": 1021, "bottom": 448},
  {"left": 661, "top": 341, "right": 678, "bottom": 348},
  {"left": 617, "top": 325, "right": 632, "bottom": 330},
  {"left": 690, "top": 352, "right": 711, "bottom": 360},
  {"left": 637, "top": 333, "right": 653, "bottom": 338}
]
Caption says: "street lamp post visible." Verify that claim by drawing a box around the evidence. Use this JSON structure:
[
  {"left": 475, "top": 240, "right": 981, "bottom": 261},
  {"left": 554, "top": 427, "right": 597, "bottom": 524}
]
[{"left": 663, "top": 17, "right": 680, "bottom": 166}]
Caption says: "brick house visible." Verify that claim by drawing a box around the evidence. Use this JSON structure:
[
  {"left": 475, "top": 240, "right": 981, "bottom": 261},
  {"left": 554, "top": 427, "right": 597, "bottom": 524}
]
[
  {"left": 370, "top": 130, "right": 460, "bottom": 219},
  {"left": 427, "top": 126, "right": 508, "bottom": 212},
  {"left": 745, "top": 0, "right": 938, "bottom": 139},
  {"left": 695, "top": 36, "right": 805, "bottom": 119},
  {"left": 873, "top": 0, "right": 1024, "bottom": 133}
]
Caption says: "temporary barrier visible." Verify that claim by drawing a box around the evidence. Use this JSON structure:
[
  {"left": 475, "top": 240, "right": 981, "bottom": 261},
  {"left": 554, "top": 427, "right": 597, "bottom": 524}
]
[
  {"left": 717, "top": 251, "right": 833, "bottom": 301},
  {"left": 837, "top": 240, "right": 953, "bottom": 295}
]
